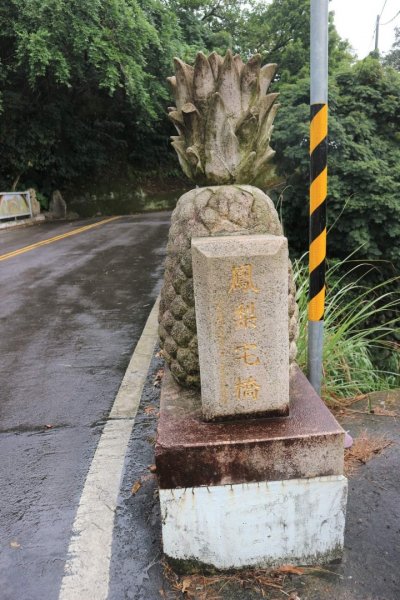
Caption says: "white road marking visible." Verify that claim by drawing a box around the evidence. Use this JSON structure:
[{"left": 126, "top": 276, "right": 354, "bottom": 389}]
[{"left": 59, "top": 297, "right": 160, "bottom": 600}]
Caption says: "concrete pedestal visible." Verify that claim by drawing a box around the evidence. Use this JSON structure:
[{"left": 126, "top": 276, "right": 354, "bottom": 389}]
[
  {"left": 160, "top": 476, "right": 347, "bottom": 569},
  {"left": 156, "top": 366, "right": 347, "bottom": 569}
]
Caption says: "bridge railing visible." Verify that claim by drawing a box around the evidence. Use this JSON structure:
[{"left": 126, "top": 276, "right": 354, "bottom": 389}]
[{"left": 0, "top": 191, "right": 33, "bottom": 221}]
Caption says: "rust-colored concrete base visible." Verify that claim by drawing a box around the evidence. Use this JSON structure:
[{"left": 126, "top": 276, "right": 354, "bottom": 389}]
[{"left": 156, "top": 365, "right": 345, "bottom": 489}]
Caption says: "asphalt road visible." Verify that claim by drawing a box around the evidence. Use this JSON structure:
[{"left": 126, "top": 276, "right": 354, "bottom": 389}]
[
  {"left": 0, "top": 215, "right": 170, "bottom": 600},
  {"left": 2, "top": 215, "right": 399, "bottom": 600}
]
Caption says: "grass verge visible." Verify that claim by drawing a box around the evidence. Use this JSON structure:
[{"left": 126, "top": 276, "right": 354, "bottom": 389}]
[{"left": 293, "top": 255, "right": 400, "bottom": 407}]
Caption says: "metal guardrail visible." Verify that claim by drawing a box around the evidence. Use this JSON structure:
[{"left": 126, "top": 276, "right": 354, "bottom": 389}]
[{"left": 0, "top": 191, "right": 33, "bottom": 221}]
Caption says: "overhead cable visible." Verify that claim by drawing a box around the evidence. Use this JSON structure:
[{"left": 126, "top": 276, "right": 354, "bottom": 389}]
[
  {"left": 379, "top": 0, "right": 389, "bottom": 18},
  {"left": 381, "top": 9, "right": 400, "bottom": 25}
]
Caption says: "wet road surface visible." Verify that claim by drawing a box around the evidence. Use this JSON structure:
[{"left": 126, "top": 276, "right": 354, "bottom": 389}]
[
  {"left": 0, "top": 215, "right": 170, "bottom": 600},
  {"left": 2, "top": 216, "right": 399, "bottom": 600}
]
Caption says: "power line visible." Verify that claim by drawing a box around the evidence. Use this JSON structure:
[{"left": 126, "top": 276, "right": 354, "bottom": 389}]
[
  {"left": 379, "top": 0, "right": 389, "bottom": 18},
  {"left": 381, "top": 9, "right": 400, "bottom": 26}
]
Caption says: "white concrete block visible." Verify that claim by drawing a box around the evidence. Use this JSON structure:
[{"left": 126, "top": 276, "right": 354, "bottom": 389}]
[{"left": 160, "top": 475, "right": 348, "bottom": 568}]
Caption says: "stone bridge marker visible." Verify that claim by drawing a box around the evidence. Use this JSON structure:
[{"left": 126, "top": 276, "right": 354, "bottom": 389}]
[
  {"left": 155, "top": 50, "right": 347, "bottom": 571},
  {"left": 156, "top": 231, "right": 347, "bottom": 569}
]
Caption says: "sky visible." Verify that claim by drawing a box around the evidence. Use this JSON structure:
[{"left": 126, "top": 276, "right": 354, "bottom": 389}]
[{"left": 329, "top": 0, "right": 399, "bottom": 58}]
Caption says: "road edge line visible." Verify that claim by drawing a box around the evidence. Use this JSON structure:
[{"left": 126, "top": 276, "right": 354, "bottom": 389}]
[
  {"left": 109, "top": 297, "right": 160, "bottom": 420},
  {"left": 58, "top": 297, "right": 160, "bottom": 600},
  {"left": 0, "top": 216, "right": 121, "bottom": 262}
]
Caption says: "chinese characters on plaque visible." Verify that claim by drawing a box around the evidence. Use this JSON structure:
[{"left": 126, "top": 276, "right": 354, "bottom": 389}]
[
  {"left": 230, "top": 264, "right": 261, "bottom": 402},
  {"left": 192, "top": 235, "right": 289, "bottom": 420}
]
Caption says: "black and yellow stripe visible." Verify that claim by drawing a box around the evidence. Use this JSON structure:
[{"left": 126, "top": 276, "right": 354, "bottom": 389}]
[{"left": 309, "top": 103, "right": 327, "bottom": 321}]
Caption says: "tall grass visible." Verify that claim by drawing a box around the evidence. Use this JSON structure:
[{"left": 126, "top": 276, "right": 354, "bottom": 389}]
[{"left": 293, "top": 255, "right": 400, "bottom": 406}]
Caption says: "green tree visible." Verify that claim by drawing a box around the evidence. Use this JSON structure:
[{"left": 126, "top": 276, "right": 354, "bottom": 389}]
[
  {"left": 271, "top": 56, "right": 400, "bottom": 266},
  {"left": 166, "top": 0, "right": 246, "bottom": 60},
  {"left": 235, "top": 0, "right": 350, "bottom": 82},
  {"left": 384, "top": 27, "right": 400, "bottom": 71},
  {"left": 0, "top": 0, "right": 185, "bottom": 191}
]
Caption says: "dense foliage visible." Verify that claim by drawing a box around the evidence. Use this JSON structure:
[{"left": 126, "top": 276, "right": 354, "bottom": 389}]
[
  {"left": 0, "top": 0, "right": 186, "bottom": 192},
  {"left": 0, "top": 0, "right": 399, "bottom": 273},
  {"left": 273, "top": 56, "right": 400, "bottom": 265},
  {"left": 384, "top": 27, "right": 400, "bottom": 71}
]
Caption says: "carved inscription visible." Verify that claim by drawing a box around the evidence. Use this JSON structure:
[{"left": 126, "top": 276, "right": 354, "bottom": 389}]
[
  {"left": 235, "top": 376, "right": 260, "bottom": 401},
  {"left": 229, "top": 264, "right": 261, "bottom": 401},
  {"left": 234, "top": 302, "right": 257, "bottom": 329},
  {"left": 235, "top": 343, "right": 260, "bottom": 366},
  {"left": 191, "top": 235, "right": 289, "bottom": 419},
  {"left": 229, "top": 264, "right": 259, "bottom": 294}
]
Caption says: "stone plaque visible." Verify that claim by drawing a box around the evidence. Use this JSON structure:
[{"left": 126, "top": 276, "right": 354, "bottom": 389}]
[{"left": 192, "top": 234, "right": 289, "bottom": 420}]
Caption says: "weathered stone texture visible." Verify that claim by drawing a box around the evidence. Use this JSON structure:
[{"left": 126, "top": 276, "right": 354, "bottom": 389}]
[
  {"left": 28, "top": 188, "right": 41, "bottom": 216},
  {"left": 155, "top": 365, "right": 345, "bottom": 489},
  {"left": 156, "top": 364, "right": 347, "bottom": 571},
  {"left": 159, "top": 185, "right": 299, "bottom": 388},
  {"left": 192, "top": 234, "right": 289, "bottom": 420},
  {"left": 167, "top": 50, "right": 279, "bottom": 187},
  {"left": 160, "top": 476, "right": 348, "bottom": 569},
  {"left": 49, "top": 190, "right": 67, "bottom": 219}
]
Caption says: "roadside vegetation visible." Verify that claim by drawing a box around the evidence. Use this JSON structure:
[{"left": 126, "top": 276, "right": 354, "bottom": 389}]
[{"left": 294, "top": 254, "right": 400, "bottom": 405}]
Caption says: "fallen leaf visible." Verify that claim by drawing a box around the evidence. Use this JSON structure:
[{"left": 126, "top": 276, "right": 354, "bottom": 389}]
[
  {"left": 45, "top": 424, "right": 53, "bottom": 429},
  {"left": 181, "top": 577, "right": 191, "bottom": 593},
  {"left": 145, "top": 406, "right": 158, "bottom": 415},
  {"left": 345, "top": 431, "right": 393, "bottom": 475},
  {"left": 372, "top": 406, "right": 397, "bottom": 417},
  {"left": 153, "top": 368, "right": 165, "bottom": 387},
  {"left": 131, "top": 481, "right": 142, "bottom": 495},
  {"left": 276, "top": 565, "right": 304, "bottom": 575},
  {"left": 10, "top": 540, "right": 20, "bottom": 549},
  {"left": 148, "top": 464, "right": 157, "bottom": 473}
]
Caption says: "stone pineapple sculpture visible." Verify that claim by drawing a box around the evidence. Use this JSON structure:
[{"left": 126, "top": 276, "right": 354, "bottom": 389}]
[{"left": 159, "top": 50, "right": 298, "bottom": 388}]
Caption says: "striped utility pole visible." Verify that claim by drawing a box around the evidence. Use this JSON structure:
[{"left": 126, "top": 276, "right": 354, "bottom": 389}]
[{"left": 308, "top": 0, "right": 328, "bottom": 394}]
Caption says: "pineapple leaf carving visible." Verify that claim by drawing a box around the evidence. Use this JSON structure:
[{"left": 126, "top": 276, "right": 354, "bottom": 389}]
[{"left": 168, "top": 50, "right": 279, "bottom": 185}]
